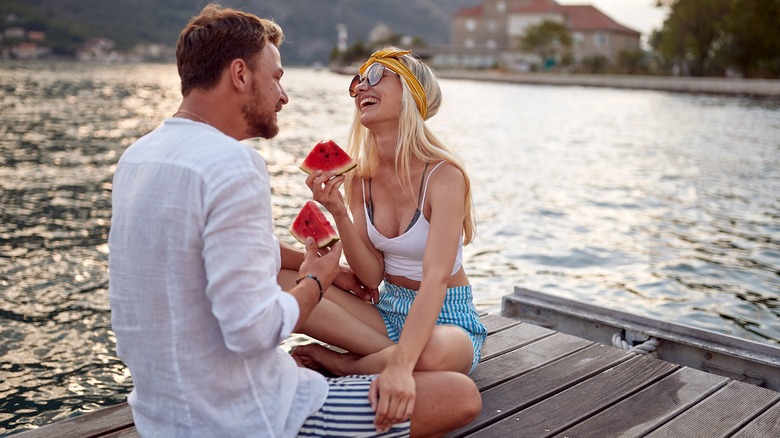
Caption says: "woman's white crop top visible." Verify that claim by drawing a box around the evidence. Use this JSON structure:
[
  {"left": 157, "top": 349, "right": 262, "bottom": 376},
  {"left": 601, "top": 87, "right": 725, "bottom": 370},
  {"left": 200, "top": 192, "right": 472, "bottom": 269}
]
[{"left": 362, "top": 162, "right": 463, "bottom": 281}]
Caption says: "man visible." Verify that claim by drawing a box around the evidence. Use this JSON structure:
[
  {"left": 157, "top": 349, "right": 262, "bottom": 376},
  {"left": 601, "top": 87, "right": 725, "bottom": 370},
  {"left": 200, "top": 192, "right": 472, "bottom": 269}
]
[{"left": 108, "top": 4, "right": 481, "bottom": 437}]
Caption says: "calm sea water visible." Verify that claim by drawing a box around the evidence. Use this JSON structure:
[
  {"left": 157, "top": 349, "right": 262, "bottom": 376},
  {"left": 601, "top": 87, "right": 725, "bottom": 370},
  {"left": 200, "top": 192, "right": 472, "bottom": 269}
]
[{"left": 1, "top": 61, "right": 778, "bottom": 433}]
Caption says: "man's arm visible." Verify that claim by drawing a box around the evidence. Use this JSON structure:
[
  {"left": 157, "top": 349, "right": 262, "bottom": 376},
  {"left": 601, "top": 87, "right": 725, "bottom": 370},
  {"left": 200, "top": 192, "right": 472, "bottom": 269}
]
[
  {"left": 281, "top": 239, "right": 378, "bottom": 303},
  {"left": 289, "top": 238, "right": 343, "bottom": 331}
]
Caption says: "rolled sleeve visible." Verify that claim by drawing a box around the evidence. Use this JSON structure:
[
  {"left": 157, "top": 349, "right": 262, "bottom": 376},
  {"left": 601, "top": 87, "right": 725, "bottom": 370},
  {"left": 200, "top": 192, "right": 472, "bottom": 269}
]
[{"left": 202, "top": 166, "right": 299, "bottom": 357}]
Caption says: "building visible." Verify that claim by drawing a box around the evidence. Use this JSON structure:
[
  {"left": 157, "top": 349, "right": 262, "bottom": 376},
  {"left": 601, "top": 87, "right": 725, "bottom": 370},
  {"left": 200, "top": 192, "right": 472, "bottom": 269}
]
[{"left": 436, "top": 0, "right": 641, "bottom": 70}]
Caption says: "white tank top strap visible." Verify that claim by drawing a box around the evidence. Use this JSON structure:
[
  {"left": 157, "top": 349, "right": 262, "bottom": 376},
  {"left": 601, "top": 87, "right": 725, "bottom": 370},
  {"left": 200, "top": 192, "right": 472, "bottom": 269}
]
[
  {"left": 361, "top": 178, "right": 374, "bottom": 223},
  {"left": 420, "top": 161, "right": 446, "bottom": 208}
]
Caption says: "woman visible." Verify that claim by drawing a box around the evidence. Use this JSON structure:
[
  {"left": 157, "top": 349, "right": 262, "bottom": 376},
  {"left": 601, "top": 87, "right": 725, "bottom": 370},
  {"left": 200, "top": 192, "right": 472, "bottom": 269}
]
[{"left": 293, "top": 47, "right": 486, "bottom": 388}]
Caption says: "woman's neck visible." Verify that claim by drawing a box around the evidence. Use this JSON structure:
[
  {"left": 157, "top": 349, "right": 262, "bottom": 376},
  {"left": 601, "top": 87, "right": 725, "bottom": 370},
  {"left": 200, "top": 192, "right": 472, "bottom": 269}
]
[{"left": 374, "top": 131, "right": 399, "bottom": 164}]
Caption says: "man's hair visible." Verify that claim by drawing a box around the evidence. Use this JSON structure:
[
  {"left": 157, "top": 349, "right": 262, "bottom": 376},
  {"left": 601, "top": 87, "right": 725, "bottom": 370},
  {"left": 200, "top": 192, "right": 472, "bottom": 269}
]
[{"left": 176, "top": 3, "right": 284, "bottom": 96}]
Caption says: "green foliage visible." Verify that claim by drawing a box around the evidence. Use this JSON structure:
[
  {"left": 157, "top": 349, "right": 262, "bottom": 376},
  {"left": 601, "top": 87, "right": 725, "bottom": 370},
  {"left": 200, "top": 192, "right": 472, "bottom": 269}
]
[
  {"left": 329, "top": 33, "right": 430, "bottom": 67},
  {"left": 559, "top": 51, "right": 575, "bottom": 68},
  {"left": 617, "top": 49, "right": 650, "bottom": 74},
  {"left": 0, "top": 0, "right": 200, "bottom": 54},
  {"left": 0, "top": 0, "right": 475, "bottom": 64},
  {"left": 580, "top": 55, "right": 608, "bottom": 73},
  {"left": 726, "top": 0, "right": 780, "bottom": 77},
  {"left": 651, "top": 0, "right": 780, "bottom": 77},
  {"left": 518, "top": 20, "right": 572, "bottom": 68},
  {"left": 331, "top": 39, "right": 370, "bottom": 66}
]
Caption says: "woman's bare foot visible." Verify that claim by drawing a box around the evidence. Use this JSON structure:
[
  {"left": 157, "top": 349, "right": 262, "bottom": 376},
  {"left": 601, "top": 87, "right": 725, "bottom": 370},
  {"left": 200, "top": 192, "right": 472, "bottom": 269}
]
[
  {"left": 291, "top": 347, "right": 319, "bottom": 370},
  {"left": 291, "top": 343, "right": 362, "bottom": 376}
]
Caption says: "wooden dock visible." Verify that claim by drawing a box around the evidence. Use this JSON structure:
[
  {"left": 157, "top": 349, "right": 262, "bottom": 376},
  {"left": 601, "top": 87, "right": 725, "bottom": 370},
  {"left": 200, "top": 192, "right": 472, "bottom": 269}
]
[
  {"left": 15, "top": 313, "right": 780, "bottom": 437},
  {"left": 449, "top": 313, "right": 779, "bottom": 437}
]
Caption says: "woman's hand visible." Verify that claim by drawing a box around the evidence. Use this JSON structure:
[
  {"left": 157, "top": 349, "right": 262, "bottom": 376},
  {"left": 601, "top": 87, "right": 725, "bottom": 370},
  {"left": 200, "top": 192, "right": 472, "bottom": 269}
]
[
  {"left": 369, "top": 364, "right": 416, "bottom": 433},
  {"left": 305, "top": 170, "right": 347, "bottom": 218},
  {"left": 333, "top": 266, "right": 380, "bottom": 303}
]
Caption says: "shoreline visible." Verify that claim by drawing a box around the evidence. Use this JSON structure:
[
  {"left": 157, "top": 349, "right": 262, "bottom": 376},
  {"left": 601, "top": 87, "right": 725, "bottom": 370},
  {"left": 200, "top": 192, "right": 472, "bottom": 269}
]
[{"left": 436, "top": 69, "right": 780, "bottom": 100}]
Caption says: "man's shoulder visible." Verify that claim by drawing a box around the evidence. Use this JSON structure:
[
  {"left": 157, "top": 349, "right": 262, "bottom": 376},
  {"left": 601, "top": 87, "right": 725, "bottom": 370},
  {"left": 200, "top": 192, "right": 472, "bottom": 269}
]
[{"left": 121, "top": 119, "right": 265, "bottom": 172}]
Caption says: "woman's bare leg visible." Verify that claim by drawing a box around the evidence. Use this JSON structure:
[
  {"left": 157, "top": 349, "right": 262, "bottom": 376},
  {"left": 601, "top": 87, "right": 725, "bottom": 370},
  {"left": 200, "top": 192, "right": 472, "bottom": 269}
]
[
  {"left": 409, "top": 371, "right": 481, "bottom": 437},
  {"left": 414, "top": 325, "right": 475, "bottom": 374},
  {"left": 278, "top": 269, "right": 392, "bottom": 356},
  {"left": 293, "top": 324, "right": 475, "bottom": 375},
  {"left": 279, "top": 270, "right": 476, "bottom": 375}
]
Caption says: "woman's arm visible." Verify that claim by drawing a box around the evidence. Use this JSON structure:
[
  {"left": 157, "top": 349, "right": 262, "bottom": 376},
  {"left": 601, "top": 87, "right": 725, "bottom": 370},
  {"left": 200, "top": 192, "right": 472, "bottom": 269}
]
[
  {"left": 370, "top": 164, "right": 466, "bottom": 428},
  {"left": 389, "top": 164, "right": 467, "bottom": 370},
  {"left": 279, "top": 240, "right": 304, "bottom": 270},
  {"left": 306, "top": 170, "right": 385, "bottom": 288}
]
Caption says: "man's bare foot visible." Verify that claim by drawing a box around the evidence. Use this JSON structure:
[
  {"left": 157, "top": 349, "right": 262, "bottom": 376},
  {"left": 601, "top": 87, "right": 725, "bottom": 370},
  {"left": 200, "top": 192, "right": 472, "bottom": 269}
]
[{"left": 291, "top": 343, "right": 362, "bottom": 376}]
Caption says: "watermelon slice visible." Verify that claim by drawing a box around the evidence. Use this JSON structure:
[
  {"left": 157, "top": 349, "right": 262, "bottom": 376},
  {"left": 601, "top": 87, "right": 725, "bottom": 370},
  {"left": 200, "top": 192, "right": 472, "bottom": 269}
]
[
  {"left": 290, "top": 201, "right": 340, "bottom": 248},
  {"left": 299, "top": 140, "right": 357, "bottom": 175}
]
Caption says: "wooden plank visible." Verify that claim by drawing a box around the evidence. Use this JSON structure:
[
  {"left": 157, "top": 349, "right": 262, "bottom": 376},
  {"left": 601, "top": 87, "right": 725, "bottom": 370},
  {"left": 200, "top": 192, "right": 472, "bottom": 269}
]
[
  {"left": 13, "top": 312, "right": 780, "bottom": 438},
  {"left": 100, "top": 428, "right": 139, "bottom": 438},
  {"left": 730, "top": 399, "right": 780, "bottom": 438},
  {"left": 14, "top": 403, "right": 134, "bottom": 438},
  {"left": 479, "top": 313, "right": 521, "bottom": 334},
  {"left": 504, "top": 288, "right": 780, "bottom": 390},
  {"left": 552, "top": 366, "right": 729, "bottom": 437},
  {"left": 469, "top": 355, "right": 678, "bottom": 437},
  {"left": 645, "top": 380, "right": 780, "bottom": 438},
  {"left": 480, "top": 322, "right": 555, "bottom": 361},
  {"left": 472, "top": 332, "right": 592, "bottom": 390},
  {"left": 447, "top": 343, "right": 633, "bottom": 437}
]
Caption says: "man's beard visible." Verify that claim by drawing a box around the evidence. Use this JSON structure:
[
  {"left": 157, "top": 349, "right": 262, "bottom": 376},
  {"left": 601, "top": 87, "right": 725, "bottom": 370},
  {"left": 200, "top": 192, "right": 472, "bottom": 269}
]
[{"left": 242, "top": 84, "right": 279, "bottom": 139}]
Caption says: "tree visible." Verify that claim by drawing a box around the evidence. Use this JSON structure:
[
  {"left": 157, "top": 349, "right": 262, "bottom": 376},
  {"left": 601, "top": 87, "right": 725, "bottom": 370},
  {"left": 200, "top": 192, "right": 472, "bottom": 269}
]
[
  {"left": 330, "top": 38, "right": 371, "bottom": 66},
  {"left": 652, "top": 0, "right": 780, "bottom": 78},
  {"left": 726, "top": 0, "right": 780, "bottom": 77},
  {"left": 651, "top": 0, "right": 733, "bottom": 76},
  {"left": 580, "top": 55, "right": 608, "bottom": 73},
  {"left": 518, "top": 20, "right": 572, "bottom": 70},
  {"left": 617, "top": 49, "right": 649, "bottom": 74}
]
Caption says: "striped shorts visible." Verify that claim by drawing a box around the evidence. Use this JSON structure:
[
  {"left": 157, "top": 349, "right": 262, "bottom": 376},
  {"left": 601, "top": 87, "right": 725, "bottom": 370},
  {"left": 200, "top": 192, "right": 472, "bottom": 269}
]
[
  {"left": 376, "top": 282, "right": 487, "bottom": 374},
  {"left": 298, "top": 374, "right": 411, "bottom": 437}
]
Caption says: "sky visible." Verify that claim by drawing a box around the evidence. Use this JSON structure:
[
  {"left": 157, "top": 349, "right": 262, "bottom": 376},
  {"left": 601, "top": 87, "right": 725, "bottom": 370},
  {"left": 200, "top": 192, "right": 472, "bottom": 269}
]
[{"left": 557, "top": 0, "right": 670, "bottom": 41}]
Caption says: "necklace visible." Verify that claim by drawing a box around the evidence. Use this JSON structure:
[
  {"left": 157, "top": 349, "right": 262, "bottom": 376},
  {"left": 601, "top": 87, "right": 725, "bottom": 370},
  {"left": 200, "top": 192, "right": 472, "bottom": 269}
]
[{"left": 174, "top": 109, "right": 210, "bottom": 125}]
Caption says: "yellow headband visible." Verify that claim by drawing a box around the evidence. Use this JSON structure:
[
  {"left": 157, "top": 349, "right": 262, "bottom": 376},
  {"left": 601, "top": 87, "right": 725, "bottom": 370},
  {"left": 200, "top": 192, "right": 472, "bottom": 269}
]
[{"left": 359, "top": 48, "right": 428, "bottom": 120}]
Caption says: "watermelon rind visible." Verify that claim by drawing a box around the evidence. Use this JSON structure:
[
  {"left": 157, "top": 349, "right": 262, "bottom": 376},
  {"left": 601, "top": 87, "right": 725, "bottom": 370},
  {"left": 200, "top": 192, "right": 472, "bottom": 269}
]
[
  {"left": 300, "top": 140, "right": 357, "bottom": 176},
  {"left": 290, "top": 201, "right": 340, "bottom": 248}
]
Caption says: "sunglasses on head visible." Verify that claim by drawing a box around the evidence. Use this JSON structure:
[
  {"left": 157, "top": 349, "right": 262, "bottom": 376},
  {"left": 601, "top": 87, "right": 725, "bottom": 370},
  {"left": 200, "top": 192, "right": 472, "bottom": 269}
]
[{"left": 349, "top": 63, "right": 393, "bottom": 97}]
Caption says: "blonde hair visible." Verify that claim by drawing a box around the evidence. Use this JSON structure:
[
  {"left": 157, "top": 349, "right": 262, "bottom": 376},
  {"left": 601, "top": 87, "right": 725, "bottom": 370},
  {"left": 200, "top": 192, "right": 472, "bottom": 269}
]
[{"left": 345, "top": 47, "right": 476, "bottom": 245}]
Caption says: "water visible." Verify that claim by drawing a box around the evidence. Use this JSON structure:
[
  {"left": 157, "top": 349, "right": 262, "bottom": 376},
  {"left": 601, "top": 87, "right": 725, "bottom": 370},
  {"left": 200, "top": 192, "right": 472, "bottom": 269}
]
[{"left": 1, "top": 61, "right": 778, "bottom": 434}]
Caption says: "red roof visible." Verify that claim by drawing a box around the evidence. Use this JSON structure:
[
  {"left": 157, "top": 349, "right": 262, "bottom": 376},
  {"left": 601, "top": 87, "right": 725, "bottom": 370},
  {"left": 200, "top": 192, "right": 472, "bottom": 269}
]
[
  {"left": 562, "top": 5, "right": 640, "bottom": 35},
  {"left": 454, "top": 1, "right": 640, "bottom": 35},
  {"left": 512, "top": 0, "right": 564, "bottom": 14},
  {"left": 454, "top": 4, "right": 484, "bottom": 17}
]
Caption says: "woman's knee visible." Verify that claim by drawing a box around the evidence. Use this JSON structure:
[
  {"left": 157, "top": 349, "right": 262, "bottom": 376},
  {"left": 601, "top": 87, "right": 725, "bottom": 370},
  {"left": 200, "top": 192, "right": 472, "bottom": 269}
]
[
  {"left": 417, "top": 326, "right": 474, "bottom": 373},
  {"left": 410, "top": 371, "right": 481, "bottom": 437},
  {"left": 455, "top": 373, "right": 482, "bottom": 423}
]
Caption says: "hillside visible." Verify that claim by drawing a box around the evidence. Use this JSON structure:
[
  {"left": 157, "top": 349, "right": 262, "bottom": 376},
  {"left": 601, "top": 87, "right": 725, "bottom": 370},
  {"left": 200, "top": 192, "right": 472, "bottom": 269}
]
[{"left": 0, "top": 0, "right": 477, "bottom": 64}]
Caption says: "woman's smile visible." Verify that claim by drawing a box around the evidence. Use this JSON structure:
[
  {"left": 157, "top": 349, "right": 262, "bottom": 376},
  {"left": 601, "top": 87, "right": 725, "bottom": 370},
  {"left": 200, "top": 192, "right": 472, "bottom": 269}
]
[{"left": 359, "top": 96, "right": 379, "bottom": 109}]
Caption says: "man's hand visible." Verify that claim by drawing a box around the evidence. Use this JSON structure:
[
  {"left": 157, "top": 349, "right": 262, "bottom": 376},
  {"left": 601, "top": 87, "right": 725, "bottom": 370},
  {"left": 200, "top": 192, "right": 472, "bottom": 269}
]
[{"left": 298, "top": 238, "right": 342, "bottom": 299}]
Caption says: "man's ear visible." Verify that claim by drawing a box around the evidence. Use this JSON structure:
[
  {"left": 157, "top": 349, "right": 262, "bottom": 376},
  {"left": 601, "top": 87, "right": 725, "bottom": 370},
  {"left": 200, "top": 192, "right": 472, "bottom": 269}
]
[{"left": 229, "top": 58, "right": 249, "bottom": 92}]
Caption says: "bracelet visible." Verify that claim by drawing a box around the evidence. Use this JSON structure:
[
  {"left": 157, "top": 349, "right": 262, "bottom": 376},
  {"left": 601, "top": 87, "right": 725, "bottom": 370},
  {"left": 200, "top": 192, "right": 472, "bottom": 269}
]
[{"left": 296, "top": 274, "right": 323, "bottom": 302}]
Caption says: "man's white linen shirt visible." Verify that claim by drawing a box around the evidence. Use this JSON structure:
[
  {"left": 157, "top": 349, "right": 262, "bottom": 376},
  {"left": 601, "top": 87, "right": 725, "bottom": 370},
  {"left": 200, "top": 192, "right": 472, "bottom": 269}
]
[{"left": 108, "top": 118, "right": 327, "bottom": 437}]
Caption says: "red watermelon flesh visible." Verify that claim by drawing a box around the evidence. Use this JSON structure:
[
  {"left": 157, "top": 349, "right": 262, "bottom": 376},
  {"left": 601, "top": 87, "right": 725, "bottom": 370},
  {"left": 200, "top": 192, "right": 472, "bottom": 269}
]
[
  {"left": 290, "top": 201, "right": 340, "bottom": 248},
  {"left": 300, "top": 140, "right": 357, "bottom": 175}
]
